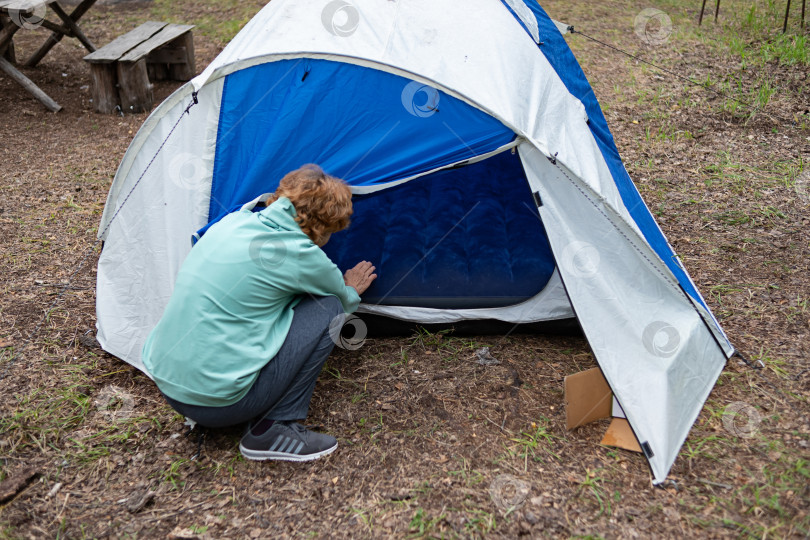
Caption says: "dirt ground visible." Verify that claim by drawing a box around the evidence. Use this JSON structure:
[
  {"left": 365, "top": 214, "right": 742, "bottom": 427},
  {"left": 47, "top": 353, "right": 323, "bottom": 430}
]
[{"left": 1, "top": 0, "right": 808, "bottom": 538}]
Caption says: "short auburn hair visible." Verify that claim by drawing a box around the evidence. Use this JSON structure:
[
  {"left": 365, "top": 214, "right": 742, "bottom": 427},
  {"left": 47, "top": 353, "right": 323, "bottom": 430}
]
[{"left": 267, "top": 164, "right": 352, "bottom": 244}]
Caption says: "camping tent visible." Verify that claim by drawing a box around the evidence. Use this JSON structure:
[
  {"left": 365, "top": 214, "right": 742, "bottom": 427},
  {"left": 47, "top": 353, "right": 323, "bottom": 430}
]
[{"left": 95, "top": 0, "right": 735, "bottom": 484}]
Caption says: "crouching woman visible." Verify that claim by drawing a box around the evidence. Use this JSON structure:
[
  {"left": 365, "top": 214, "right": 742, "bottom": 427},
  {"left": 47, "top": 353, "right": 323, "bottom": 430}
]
[{"left": 142, "top": 164, "right": 376, "bottom": 461}]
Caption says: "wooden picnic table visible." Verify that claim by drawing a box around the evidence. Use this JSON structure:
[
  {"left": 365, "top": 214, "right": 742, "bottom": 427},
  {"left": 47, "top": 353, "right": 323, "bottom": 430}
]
[{"left": 0, "top": 0, "right": 98, "bottom": 112}]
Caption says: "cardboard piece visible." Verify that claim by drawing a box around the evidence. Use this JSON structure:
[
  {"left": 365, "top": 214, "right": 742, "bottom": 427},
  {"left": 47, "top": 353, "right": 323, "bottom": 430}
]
[
  {"left": 564, "top": 367, "right": 612, "bottom": 430},
  {"left": 600, "top": 418, "right": 642, "bottom": 453},
  {"left": 564, "top": 367, "right": 642, "bottom": 453}
]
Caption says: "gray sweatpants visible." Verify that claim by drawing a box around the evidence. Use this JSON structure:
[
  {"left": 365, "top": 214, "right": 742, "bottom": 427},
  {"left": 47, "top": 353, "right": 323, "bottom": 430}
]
[{"left": 163, "top": 295, "right": 344, "bottom": 428}]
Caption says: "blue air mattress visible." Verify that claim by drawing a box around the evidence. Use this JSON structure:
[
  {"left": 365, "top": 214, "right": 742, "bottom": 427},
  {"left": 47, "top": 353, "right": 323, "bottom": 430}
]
[{"left": 323, "top": 150, "right": 556, "bottom": 309}]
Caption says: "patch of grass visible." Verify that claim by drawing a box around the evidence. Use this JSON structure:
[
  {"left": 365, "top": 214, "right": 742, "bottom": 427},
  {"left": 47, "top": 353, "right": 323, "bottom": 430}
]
[
  {"left": 577, "top": 468, "right": 611, "bottom": 517},
  {"left": 719, "top": 76, "right": 776, "bottom": 119},
  {"left": 409, "top": 327, "right": 479, "bottom": 364},
  {"left": 785, "top": 293, "right": 808, "bottom": 322},
  {"left": 410, "top": 327, "right": 452, "bottom": 349},
  {"left": 643, "top": 124, "right": 694, "bottom": 142},
  {"left": 708, "top": 284, "right": 745, "bottom": 304},
  {"left": 158, "top": 458, "right": 192, "bottom": 491},
  {"left": 681, "top": 434, "right": 725, "bottom": 470},
  {"left": 390, "top": 347, "right": 409, "bottom": 368},
  {"left": 752, "top": 347, "right": 791, "bottom": 378},
  {"left": 715, "top": 0, "right": 810, "bottom": 66},
  {"left": 150, "top": 0, "right": 264, "bottom": 44},
  {"left": 408, "top": 507, "right": 446, "bottom": 538},
  {"left": 448, "top": 457, "right": 486, "bottom": 488},
  {"left": 64, "top": 416, "right": 158, "bottom": 465},
  {"left": 347, "top": 507, "right": 374, "bottom": 534},
  {"left": 321, "top": 360, "right": 342, "bottom": 380},
  {"left": 461, "top": 507, "right": 497, "bottom": 535},
  {"left": 507, "top": 418, "right": 559, "bottom": 469},
  {"left": 206, "top": 453, "right": 244, "bottom": 479},
  {"left": 0, "top": 384, "right": 94, "bottom": 454}
]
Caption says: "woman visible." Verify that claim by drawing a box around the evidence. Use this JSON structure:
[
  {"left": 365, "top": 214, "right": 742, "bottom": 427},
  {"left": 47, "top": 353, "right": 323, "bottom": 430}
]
[{"left": 142, "top": 164, "right": 376, "bottom": 461}]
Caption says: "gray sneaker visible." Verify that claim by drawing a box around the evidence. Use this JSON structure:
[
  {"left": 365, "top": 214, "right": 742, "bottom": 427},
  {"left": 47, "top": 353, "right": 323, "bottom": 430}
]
[{"left": 239, "top": 421, "right": 337, "bottom": 462}]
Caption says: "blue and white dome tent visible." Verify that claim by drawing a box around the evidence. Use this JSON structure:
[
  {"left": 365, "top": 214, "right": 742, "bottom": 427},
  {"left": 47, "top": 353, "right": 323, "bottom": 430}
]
[{"left": 95, "top": 0, "right": 735, "bottom": 484}]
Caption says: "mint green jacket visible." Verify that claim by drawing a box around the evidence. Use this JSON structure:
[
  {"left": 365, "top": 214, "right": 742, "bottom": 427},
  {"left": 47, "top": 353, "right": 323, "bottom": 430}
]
[{"left": 142, "top": 197, "right": 360, "bottom": 406}]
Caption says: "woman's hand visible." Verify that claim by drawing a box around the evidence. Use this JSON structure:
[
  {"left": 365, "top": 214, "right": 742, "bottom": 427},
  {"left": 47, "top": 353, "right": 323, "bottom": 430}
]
[{"left": 344, "top": 261, "right": 377, "bottom": 295}]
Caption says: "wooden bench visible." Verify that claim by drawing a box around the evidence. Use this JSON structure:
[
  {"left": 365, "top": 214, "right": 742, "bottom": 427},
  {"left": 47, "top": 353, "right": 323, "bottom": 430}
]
[{"left": 83, "top": 21, "right": 194, "bottom": 114}]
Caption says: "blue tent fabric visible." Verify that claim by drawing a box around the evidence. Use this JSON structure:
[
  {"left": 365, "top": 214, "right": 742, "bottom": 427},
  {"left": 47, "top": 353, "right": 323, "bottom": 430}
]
[
  {"left": 323, "top": 150, "right": 555, "bottom": 308},
  {"left": 208, "top": 59, "right": 516, "bottom": 221},
  {"left": 503, "top": 0, "right": 708, "bottom": 312}
]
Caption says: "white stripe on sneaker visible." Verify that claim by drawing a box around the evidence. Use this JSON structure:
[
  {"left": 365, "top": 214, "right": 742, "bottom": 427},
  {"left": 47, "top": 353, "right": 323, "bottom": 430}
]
[
  {"left": 281, "top": 438, "right": 298, "bottom": 453},
  {"left": 292, "top": 441, "right": 304, "bottom": 454},
  {"left": 269, "top": 436, "right": 286, "bottom": 452}
]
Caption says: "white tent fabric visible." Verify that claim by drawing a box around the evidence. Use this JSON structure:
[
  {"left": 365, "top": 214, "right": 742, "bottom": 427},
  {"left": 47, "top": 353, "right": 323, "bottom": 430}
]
[{"left": 95, "top": 0, "right": 734, "bottom": 484}]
